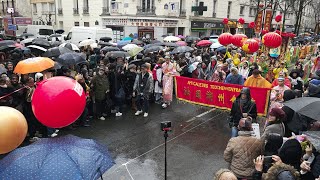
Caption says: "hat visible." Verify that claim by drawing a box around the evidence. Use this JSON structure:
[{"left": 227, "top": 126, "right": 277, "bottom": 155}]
[
  {"left": 277, "top": 77, "right": 285, "bottom": 81},
  {"left": 269, "top": 108, "right": 286, "bottom": 119},
  {"left": 279, "top": 139, "right": 302, "bottom": 169},
  {"left": 35, "top": 73, "right": 43, "bottom": 81}
]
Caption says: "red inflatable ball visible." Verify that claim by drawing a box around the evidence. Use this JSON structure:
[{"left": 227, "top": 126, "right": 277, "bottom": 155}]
[
  {"left": 248, "top": 22, "right": 255, "bottom": 29},
  {"left": 275, "top": 15, "right": 282, "bottom": 23},
  {"left": 242, "top": 39, "right": 260, "bottom": 54},
  {"left": 222, "top": 18, "right": 229, "bottom": 25},
  {"left": 262, "top": 32, "right": 282, "bottom": 48},
  {"left": 218, "top": 33, "right": 233, "bottom": 46},
  {"left": 238, "top": 18, "right": 245, "bottom": 25},
  {"left": 232, "top": 34, "right": 248, "bottom": 47},
  {"left": 261, "top": 30, "right": 269, "bottom": 35},
  {"left": 32, "top": 76, "right": 86, "bottom": 128}
]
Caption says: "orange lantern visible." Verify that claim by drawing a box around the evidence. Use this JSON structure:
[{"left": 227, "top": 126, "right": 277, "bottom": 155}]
[
  {"left": 218, "top": 33, "right": 233, "bottom": 46},
  {"left": 262, "top": 32, "right": 282, "bottom": 48},
  {"left": 242, "top": 39, "right": 260, "bottom": 54},
  {"left": 232, "top": 34, "right": 248, "bottom": 47}
]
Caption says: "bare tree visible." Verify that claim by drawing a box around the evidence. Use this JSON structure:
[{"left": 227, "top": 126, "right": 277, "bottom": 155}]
[
  {"left": 310, "top": 0, "right": 320, "bottom": 34},
  {"left": 292, "top": 0, "right": 313, "bottom": 34},
  {"left": 274, "top": 0, "right": 295, "bottom": 30},
  {"left": 239, "top": 0, "right": 273, "bottom": 21}
]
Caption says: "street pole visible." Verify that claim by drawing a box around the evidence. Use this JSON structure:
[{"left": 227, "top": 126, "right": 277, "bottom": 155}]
[{"left": 164, "top": 130, "right": 168, "bottom": 180}]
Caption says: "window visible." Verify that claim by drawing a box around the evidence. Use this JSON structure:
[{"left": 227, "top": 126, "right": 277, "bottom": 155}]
[
  {"left": 58, "top": 0, "right": 62, "bottom": 8},
  {"left": 141, "top": 0, "right": 153, "bottom": 11},
  {"left": 49, "top": 3, "right": 55, "bottom": 12},
  {"left": 213, "top": 0, "right": 217, "bottom": 17},
  {"left": 33, "top": 4, "right": 37, "bottom": 13},
  {"left": 39, "top": 29, "right": 54, "bottom": 36},
  {"left": 84, "top": 22, "right": 89, "bottom": 27},
  {"left": 240, "top": 6, "right": 244, "bottom": 15},
  {"left": 83, "top": 0, "right": 89, "bottom": 8},
  {"left": 249, "top": 7, "right": 256, "bottom": 17},
  {"left": 42, "top": 3, "right": 48, "bottom": 12},
  {"left": 74, "top": 0, "right": 79, "bottom": 9},
  {"left": 74, "top": 22, "right": 80, "bottom": 26},
  {"left": 227, "top": 1, "right": 232, "bottom": 18}
]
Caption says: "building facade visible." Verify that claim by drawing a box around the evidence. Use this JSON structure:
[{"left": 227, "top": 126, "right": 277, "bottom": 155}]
[
  {"left": 54, "top": 0, "right": 315, "bottom": 41},
  {"left": 31, "top": 0, "right": 56, "bottom": 26}
]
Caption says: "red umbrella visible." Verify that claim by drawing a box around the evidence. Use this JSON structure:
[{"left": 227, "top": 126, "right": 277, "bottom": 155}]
[
  {"left": 176, "top": 41, "right": 187, "bottom": 46},
  {"left": 196, "top": 40, "right": 212, "bottom": 47}
]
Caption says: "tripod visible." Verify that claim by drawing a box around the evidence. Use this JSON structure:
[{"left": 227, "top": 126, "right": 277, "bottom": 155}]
[{"left": 163, "top": 128, "right": 170, "bottom": 180}]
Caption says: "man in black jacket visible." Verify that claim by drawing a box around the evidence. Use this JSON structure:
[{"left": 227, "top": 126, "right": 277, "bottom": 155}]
[{"left": 230, "top": 87, "right": 257, "bottom": 137}]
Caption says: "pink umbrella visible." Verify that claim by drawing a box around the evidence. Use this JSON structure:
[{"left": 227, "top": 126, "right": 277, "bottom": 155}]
[
  {"left": 176, "top": 35, "right": 185, "bottom": 39},
  {"left": 196, "top": 40, "right": 212, "bottom": 47},
  {"left": 176, "top": 41, "right": 187, "bottom": 46}
]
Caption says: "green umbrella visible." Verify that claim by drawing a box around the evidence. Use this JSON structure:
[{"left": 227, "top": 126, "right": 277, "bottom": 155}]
[{"left": 128, "top": 47, "right": 143, "bottom": 57}]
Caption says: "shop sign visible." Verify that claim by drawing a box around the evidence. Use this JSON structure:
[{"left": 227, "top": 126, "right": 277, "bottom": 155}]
[
  {"left": 191, "top": 21, "right": 224, "bottom": 29},
  {"left": 103, "top": 18, "right": 178, "bottom": 27}
]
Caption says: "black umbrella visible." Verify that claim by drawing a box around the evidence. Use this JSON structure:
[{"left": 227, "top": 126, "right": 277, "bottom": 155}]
[
  {"left": 43, "top": 47, "right": 73, "bottom": 57},
  {"left": 50, "top": 34, "right": 62, "bottom": 38},
  {"left": 144, "top": 46, "right": 163, "bottom": 54},
  {"left": 20, "top": 33, "right": 34, "bottom": 37},
  {"left": 51, "top": 41, "right": 62, "bottom": 47},
  {"left": 106, "top": 51, "right": 129, "bottom": 59},
  {"left": 55, "top": 29, "right": 65, "bottom": 34},
  {"left": 0, "top": 45, "right": 16, "bottom": 52},
  {"left": 54, "top": 61, "right": 63, "bottom": 69},
  {"left": 0, "top": 40, "right": 15, "bottom": 46},
  {"left": 32, "top": 38, "right": 51, "bottom": 48},
  {"left": 172, "top": 46, "right": 194, "bottom": 54},
  {"left": 144, "top": 44, "right": 160, "bottom": 49},
  {"left": 215, "top": 46, "right": 227, "bottom": 54},
  {"left": 101, "top": 47, "right": 120, "bottom": 54},
  {"left": 57, "top": 52, "right": 87, "bottom": 65},
  {"left": 185, "top": 36, "right": 200, "bottom": 43},
  {"left": 0, "top": 66, "right": 7, "bottom": 74},
  {"left": 150, "top": 40, "right": 161, "bottom": 44},
  {"left": 99, "top": 42, "right": 114, "bottom": 47},
  {"left": 284, "top": 97, "right": 320, "bottom": 120},
  {"left": 100, "top": 37, "right": 112, "bottom": 42},
  {"left": 303, "top": 131, "right": 320, "bottom": 151},
  {"left": 164, "top": 42, "right": 178, "bottom": 47},
  {"left": 129, "top": 59, "right": 144, "bottom": 66},
  {"left": 132, "top": 39, "right": 143, "bottom": 45}
]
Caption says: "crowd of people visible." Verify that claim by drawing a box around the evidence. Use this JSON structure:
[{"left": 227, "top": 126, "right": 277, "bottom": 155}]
[{"left": 1, "top": 35, "right": 320, "bottom": 179}]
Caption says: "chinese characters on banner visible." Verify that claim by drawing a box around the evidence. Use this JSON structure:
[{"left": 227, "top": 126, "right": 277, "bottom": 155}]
[
  {"left": 264, "top": 10, "right": 273, "bottom": 31},
  {"left": 255, "top": 10, "right": 263, "bottom": 33},
  {"left": 175, "top": 76, "right": 271, "bottom": 116}
]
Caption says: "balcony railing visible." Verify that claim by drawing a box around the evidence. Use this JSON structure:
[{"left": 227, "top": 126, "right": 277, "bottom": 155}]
[
  {"left": 180, "top": 9, "right": 186, "bottom": 17},
  {"left": 136, "top": 6, "right": 156, "bottom": 16},
  {"left": 73, "top": 8, "right": 79, "bottom": 15},
  {"left": 58, "top": 8, "right": 63, "bottom": 15},
  {"left": 83, "top": 7, "right": 89, "bottom": 14},
  {"left": 101, "top": 7, "right": 110, "bottom": 15}
]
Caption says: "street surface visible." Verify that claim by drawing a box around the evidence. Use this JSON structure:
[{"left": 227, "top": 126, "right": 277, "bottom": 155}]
[{"left": 61, "top": 100, "right": 230, "bottom": 180}]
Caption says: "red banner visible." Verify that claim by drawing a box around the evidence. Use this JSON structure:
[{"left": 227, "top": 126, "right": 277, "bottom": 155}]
[
  {"left": 264, "top": 10, "right": 273, "bottom": 31},
  {"left": 175, "top": 76, "right": 271, "bottom": 116},
  {"left": 255, "top": 10, "right": 263, "bottom": 33}
]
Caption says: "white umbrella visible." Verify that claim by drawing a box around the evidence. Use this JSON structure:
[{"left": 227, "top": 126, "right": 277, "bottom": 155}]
[
  {"left": 59, "top": 43, "right": 80, "bottom": 52},
  {"left": 90, "top": 43, "right": 98, "bottom": 49},
  {"left": 210, "top": 42, "right": 223, "bottom": 49},
  {"left": 21, "top": 38, "right": 35, "bottom": 45},
  {"left": 163, "top": 36, "right": 181, "bottom": 42},
  {"left": 27, "top": 45, "right": 47, "bottom": 52},
  {"left": 122, "top": 44, "right": 139, "bottom": 51},
  {"left": 79, "top": 39, "right": 95, "bottom": 47}
]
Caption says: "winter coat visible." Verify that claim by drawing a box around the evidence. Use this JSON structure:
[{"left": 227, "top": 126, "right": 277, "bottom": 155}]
[
  {"left": 91, "top": 74, "right": 109, "bottom": 101},
  {"left": 154, "top": 67, "right": 163, "bottom": 94},
  {"left": 125, "top": 71, "right": 136, "bottom": 96},
  {"left": 225, "top": 74, "right": 244, "bottom": 85},
  {"left": 133, "top": 72, "right": 154, "bottom": 97},
  {"left": 261, "top": 122, "right": 285, "bottom": 140},
  {"left": 224, "top": 131, "right": 264, "bottom": 179},
  {"left": 244, "top": 75, "right": 272, "bottom": 88},
  {"left": 230, "top": 88, "right": 257, "bottom": 126}
]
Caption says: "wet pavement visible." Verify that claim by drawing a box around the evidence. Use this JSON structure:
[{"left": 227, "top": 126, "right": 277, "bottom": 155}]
[{"left": 62, "top": 100, "right": 231, "bottom": 180}]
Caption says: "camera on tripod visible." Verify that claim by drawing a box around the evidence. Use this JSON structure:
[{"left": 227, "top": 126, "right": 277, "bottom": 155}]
[{"left": 161, "top": 121, "right": 172, "bottom": 131}]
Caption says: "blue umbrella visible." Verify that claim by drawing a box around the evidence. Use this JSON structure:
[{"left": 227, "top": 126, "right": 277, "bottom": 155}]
[
  {"left": 122, "top": 37, "right": 133, "bottom": 41},
  {"left": 0, "top": 135, "right": 114, "bottom": 180},
  {"left": 117, "top": 41, "right": 130, "bottom": 48},
  {"left": 215, "top": 46, "right": 227, "bottom": 54}
]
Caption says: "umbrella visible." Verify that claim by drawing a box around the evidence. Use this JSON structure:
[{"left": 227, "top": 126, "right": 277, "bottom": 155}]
[
  {"left": 128, "top": 47, "right": 144, "bottom": 57},
  {"left": 150, "top": 40, "right": 161, "bottom": 44},
  {"left": 51, "top": 41, "right": 61, "bottom": 47},
  {"left": 90, "top": 43, "right": 98, "bottom": 49},
  {"left": 176, "top": 35, "right": 185, "bottom": 39},
  {"left": 117, "top": 41, "right": 130, "bottom": 48},
  {"left": 79, "top": 39, "right": 95, "bottom": 47},
  {"left": 0, "top": 66, "right": 7, "bottom": 74},
  {"left": 216, "top": 46, "right": 227, "bottom": 54},
  {"left": 122, "top": 44, "right": 139, "bottom": 51},
  {"left": 172, "top": 46, "right": 194, "bottom": 54},
  {"left": 21, "top": 38, "right": 34, "bottom": 45},
  {"left": 144, "top": 46, "right": 163, "bottom": 54},
  {"left": 129, "top": 59, "right": 144, "bottom": 66},
  {"left": 55, "top": 29, "right": 65, "bottom": 34},
  {"left": 132, "top": 39, "right": 143, "bottom": 45},
  {"left": 32, "top": 38, "right": 51, "bottom": 47},
  {"left": 100, "top": 37, "right": 112, "bottom": 42},
  {"left": 188, "top": 62, "right": 199, "bottom": 73},
  {"left": 20, "top": 33, "right": 34, "bottom": 37},
  {"left": 14, "top": 57, "right": 54, "bottom": 74},
  {"left": 99, "top": 42, "right": 114, "bottom": 47},
  {"left": 122, "top": 37, "right": 133, "bottom": 41},
  {"left": 27, "top": 45, "right": 47, "bottom": 52},
  {"left": 284, "top": 97, "right": 320, "bottom": 120},
  {"left": 197, "top": 40, "right": 212, "bottom": 47},
  {"left": 101, "top": 47, "right": 120, "bottom": 54},
  {"left": 185, "top": 36, "right": 200, "bottom": 43},
  {"left": 0, "top": 40, "right": 15, "bottom": 46},
  {"left": 57, "top": 52, "right": 87, "bottom": 65},
  {"left": 59, "top": 43, "right": 80, "bottom": 52},
  {"left": 303, "top": 131, "right": 320, "bottom": 151},
  {"left": 0, "top": 45, "right": 16, "bottom": 52},
  {"left": 43, "top": 47, "right": 73, "bottom": 57},
  {"left": 0, "top": 135, "right": 114, "bottom": 180},
  {"left": 106, "top": 51, "right": 129, "bottom": 59},
  {"left": 164, "top": 42, "right": 179, "bottom": 47},
  {"left": 176, "top": 41, "right": 187, "bottom": 46},
  {"left": 54, "top": 61, "right": 63, "bottom": 70},
  {"left": 210, "top": 42, "right": 223, "bottom": 49},
  {"left": 163, "top": 36, "right": 181, "bottom": 42},
  {"left": 161, "top": 35, "right": 168, "bottom": 38}
]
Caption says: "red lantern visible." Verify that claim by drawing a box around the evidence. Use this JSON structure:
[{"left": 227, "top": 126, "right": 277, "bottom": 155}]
[
  {"left": 262, "top": 32, "right": 282, "bottom": 48},
  {"left": 242, "top": 39, "right": 260, "bottom": 54},
  {"left": 32, "top": 77, "right": 86, "bottom": 128},
  {"left": 218, "top": 33, "right": 233, "bottom": 46},
  {"left": 238, "top": 18, "right": 245, "bottom": 25},
  {"left": 232, "top": 34, "right": 248, "bottom": 47},
  {"left": 261, "top": 30, "right": 269, "bottom": 35},
  {"left": 275, "top": 30, "right": 281, "bottom": 34},
  {"left": 275, "top": 15, "right": 282, "bottom": 23},
  {"left": 222, "top": 18, "right": 229, "bottom": 25},
  {"left": 248, "top": 22, "right": 255, "bottom": 29}
]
